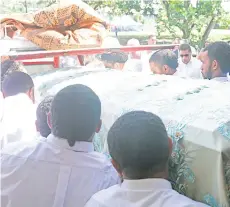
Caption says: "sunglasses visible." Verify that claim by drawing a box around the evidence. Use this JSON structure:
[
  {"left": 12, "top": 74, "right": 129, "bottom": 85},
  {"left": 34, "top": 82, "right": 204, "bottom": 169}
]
[{"left": 180, "top": 54, "right": 190, "bottom": 57}]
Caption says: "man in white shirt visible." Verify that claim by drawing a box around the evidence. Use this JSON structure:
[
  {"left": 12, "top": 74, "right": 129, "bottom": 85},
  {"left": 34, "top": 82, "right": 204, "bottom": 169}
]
[
  {"left": 149, "top": 49, "right": 178, "bottom": 75},
  {"left": 127, "top": 38, "right": 141, "bottom": 60},
  {"left": 97, "top": 51, "right": 129, "bottom": 70},
  {"left": 148, "top": 34, "right": 157, "bottom": 45},
  {"left": 177, "top": 44, "right": 202, "bottom": 79},
  {"left": 1, "top": 84, "right": 119, "bottom": 207},
  {"left": 85, "top": 111, "right": 209, "bottom": 207},
  {"left": 0, "top": 91, "right": 3, "bottom": 142},
  {"left": 1, "top": 71, "right": 36, "bottom": 148},
  {"left": 199, "top": 41, "right": 230, "bottom": 82},
  {"left": 123, "top": 59, "right": 143, "bottom": 72}
]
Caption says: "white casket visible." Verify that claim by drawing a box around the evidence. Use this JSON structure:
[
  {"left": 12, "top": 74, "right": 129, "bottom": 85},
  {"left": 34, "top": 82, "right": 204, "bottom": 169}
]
[{"left": 34, "top": 68, "right": 230, "bottom": 207}]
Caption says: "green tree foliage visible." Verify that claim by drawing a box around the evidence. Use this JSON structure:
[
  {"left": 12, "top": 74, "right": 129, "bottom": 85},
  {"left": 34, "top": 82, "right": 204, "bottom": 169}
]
[
  {"left": 1, "top": 0, "right": 228, "bottom": 47},
  {"left": 217, "top": 13, "right": 230, "bottom": 29},
  {"left": 83, "top": 0, "right": 158, "bottom": 22},
  {"left": 0, "top": 0, "right": 59, "bottom": 14},
  {"left": 156, "top": 0, "right": 226, "bottom": 47}
]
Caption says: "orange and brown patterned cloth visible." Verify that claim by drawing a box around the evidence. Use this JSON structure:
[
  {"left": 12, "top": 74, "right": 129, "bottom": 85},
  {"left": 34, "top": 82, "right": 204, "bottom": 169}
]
[{"left": 0, "top": 1, "right": 108, "bottom": 51}]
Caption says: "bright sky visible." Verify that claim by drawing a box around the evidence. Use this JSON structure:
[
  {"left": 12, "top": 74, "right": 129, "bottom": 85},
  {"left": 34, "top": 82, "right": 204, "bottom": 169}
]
[{"left": 222, "top": 2, "right": 230, "bottom": 12}]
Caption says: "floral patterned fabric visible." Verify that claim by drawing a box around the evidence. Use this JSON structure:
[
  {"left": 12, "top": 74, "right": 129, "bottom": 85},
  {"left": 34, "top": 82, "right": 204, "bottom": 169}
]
[
  {"left": 0, "top": 1, "right": 108, "bottom": 50},
  {"left": 35, "top": 68, "right": 230, "bottom": 207}
]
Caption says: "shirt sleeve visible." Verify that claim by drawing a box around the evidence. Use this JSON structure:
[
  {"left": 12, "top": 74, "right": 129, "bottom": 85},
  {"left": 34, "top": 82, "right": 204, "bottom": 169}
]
[{"left": 84, "top": 198, "right": 102, "bottom": 207}]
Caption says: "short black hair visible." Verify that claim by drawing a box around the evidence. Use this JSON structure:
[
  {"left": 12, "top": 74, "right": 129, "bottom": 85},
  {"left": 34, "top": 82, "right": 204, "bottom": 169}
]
[
  {"left": 179, "top": 43, "right": 191, "bottom": 52},
  {"left": 100, "top": 51, "right": 128, "bottom": 63},
  {"left": 149, "top": 49, "right": 178, "bottom": 70},
  {"left": 108, "top": 111, "right": 169, "bottom": 179},
  {"left": 51, "top": 84, "right": 101, "bottom": 146},
  {"left": 36, "top": 96, "right": 54, "bottom": 138},
  {"left": 204, "top": 41, "right": 230, "bottom": 74},
  {"left": 2, "top": 71, "right": 34, "bottom": 97}
]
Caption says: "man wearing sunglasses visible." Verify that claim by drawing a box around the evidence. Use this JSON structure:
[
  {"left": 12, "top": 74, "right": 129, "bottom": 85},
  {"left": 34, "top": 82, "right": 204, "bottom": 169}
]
[{"left": 177, "top": 43, "right": 202, "bottom": 79}]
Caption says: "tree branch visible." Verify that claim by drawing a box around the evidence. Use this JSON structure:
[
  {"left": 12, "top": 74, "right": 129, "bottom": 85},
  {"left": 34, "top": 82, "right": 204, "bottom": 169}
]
[{"left": 201, "top": 16, "right": 215, "bottom": 45}]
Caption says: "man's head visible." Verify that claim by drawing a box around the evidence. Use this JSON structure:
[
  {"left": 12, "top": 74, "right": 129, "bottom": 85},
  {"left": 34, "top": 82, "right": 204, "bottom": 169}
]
[
  {"left": 108, "top": 111, "right": 171, "bottom": 179},
  {"left": 36, "top": 96, "right": 54, "bottom": 138},
  {"left": 99, "top": 51, "right": 128, "bottom": 70},
  {"left": 148, "top": 35, "right": 157, "bottom": 45},
  {"left": 173, "top": 38, "right": 180, "bottom": 44},
  {"left": 179, "top": 44, "right": 192, "bottom": 64},
  {"left": 127, "top": 38, "right": 141, "bottom": 59},
  {"left": 2, "top": 71, "right": 35, "bottom": 103},
  {"left": 48, "top": 84, "right": 101, "bottom": 147},
  {"left": 172, "top": 38, "right": 180, "bottom": 51},
  {"left": 149, "top": 49, "right": 178, "bottom": 75},
  {"left": 205, "top": 41, "right": 210, "bottom": 48},
  {"left": 199, "top": 41, "right": 230, "bottom": 80}
]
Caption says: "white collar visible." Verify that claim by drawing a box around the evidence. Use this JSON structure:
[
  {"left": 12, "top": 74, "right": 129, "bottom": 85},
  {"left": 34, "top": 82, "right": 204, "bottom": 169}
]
[
  {"left": 121, "top": 178, "right": 171, "bottom": 190},
  {"left": 212, "top": 76, "right": 228, "bottom": 82},
  {"left": 4, "top": 93, "right": 32, "bottom": 104},
  {"left": 46, "top": 134, "right": 94, "bottom": 152}
]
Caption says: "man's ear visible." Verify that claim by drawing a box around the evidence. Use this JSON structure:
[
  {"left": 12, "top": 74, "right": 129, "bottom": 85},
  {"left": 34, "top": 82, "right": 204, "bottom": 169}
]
[
  {"left": 2, "top": 92, "right": 6, "bottom": 98},
  {"left": 212, "top": 60, "right": 218, "bottom": 71},
  {"left": 111, "top": 159, "right": 122, "bottom": 177},
  {"left": 163, "top": 65, "right": 169, "bottom": 73},
  {"left": 113, "top": 62, "right": 120, "bottom": 70},
  {"left": 95, "top": 119, "right": 102, "bottom": 133},
  {"left": 168, "top": 137, "right": 173, "bottom": 156},
  {"left": 47, "top": 112, "right": 52, "bottom": 129},
  {"left": 28, "top": 87, "right": 35, "bottom": 104}
]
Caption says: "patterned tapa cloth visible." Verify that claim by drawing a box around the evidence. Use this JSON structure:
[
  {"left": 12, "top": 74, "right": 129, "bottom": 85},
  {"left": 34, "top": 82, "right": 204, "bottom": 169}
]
[
  {"left": 34, "top": 69, "right": 230, "bottom": 207},
  {"left": 0, "top": 1, "right": 108, "bottom": 51}
]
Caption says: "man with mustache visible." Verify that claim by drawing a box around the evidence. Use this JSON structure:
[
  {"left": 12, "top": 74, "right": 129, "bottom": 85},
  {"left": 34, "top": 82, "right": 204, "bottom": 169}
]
[{"left": 199, "top": 41, "right": 230, "bottom": 81}]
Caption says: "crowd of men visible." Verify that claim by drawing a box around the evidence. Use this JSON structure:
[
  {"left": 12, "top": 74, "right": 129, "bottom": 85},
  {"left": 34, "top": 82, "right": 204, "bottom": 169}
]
[
  {"left": 89, "top": 37, "right": 230, "bottom": 82},
  {"left": 0, "top": 39, "right": 230, "bottom": 207}
]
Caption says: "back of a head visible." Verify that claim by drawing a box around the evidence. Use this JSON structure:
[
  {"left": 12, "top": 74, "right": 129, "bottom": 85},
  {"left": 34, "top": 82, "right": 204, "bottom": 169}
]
[
  {"left": 179, "top": 43, "right": 191, "bottom": 52},
  {"left": 2, "top": 71, "right": 34, "bottom": 97},
  {"left": 101, "top": 37, "right": 120, "bottom": 48},
  {"left": 127, "top": 38, "right": 140, "bottom": 46},
  {"left": 107, "top": 111, "right": 169, "bottom": 179},
  {"left": 149, "top": 49, "right": 178, "bottom": 70},
  {"left": 51, "top": 84, "right": 101, "bottom": 146},
  {"left": 36, "top": 96, "right": 54, "bottom": 138},
  {"left": 204, "top": 41, "right": 230, "bottom": 75},
  {"left": 100, "top": 51, "right": 128, "bottom": 64}
]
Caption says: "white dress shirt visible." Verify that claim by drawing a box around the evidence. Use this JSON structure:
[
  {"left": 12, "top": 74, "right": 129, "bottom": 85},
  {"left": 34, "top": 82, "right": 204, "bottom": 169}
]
[
  {"left": 85, "top": 178, "right": 209, "bottom": 207},
  {"left": 1, "top": 134, "right": 119, "bottom": 207},
  {"left": 0, "top": 92, "right": 3, "bottom": 120},
  {"left": 1, "top": 93, "right": 37, "bottom": 149},
  {"left": 212, "top": 76, "right": 229, "bottom": 82},
  {"left": 141, "top": 51, "right": 154, "bottom": 74},
  {"left": 177, "top": 57, "right": 202, "bottom": 79},
  {"left": 123, "top": 59, "right": 143, "bottom": 72},
  {"left": 0, "top": 92, "right": 4, "bottom": 143}
]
